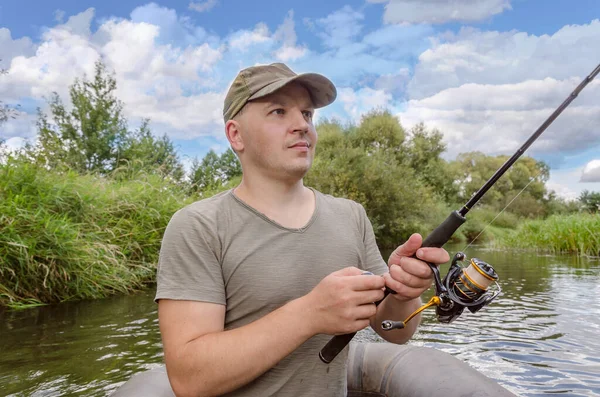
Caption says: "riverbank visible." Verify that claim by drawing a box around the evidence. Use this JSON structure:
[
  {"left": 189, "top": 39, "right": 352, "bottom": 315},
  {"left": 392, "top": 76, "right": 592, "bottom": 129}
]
[
  {"left": 1, "top": 161, "right": 598, "bottom": 309},
  {"left": 496, "top": 213, "right": 600, "bottom": 257},
  {"left": 0, "top": 161, "right": 192, "bottom": 309}
]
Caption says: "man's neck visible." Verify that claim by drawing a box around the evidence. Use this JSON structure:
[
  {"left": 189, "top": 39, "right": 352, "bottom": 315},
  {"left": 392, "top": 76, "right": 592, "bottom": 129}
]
[{"left": 233, "top": 174, "right": 315, "bottom": 229}]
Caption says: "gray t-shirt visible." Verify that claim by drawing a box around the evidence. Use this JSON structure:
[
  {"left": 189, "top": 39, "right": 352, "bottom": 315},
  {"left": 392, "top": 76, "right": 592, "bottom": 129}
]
[{"left": 155, "top": 187, "right": 388, "bottom": 396}]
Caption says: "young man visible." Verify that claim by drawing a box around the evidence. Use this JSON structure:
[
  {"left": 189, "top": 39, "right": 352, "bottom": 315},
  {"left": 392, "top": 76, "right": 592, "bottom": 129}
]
[{"left": 155, "top": 63, "right": 450, "bottom": 396}]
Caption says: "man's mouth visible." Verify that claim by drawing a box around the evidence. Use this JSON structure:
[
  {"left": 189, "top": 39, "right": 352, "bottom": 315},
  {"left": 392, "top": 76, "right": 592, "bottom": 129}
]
[{"left": 289, "top": 141, "right": 311, "bottom": 148}]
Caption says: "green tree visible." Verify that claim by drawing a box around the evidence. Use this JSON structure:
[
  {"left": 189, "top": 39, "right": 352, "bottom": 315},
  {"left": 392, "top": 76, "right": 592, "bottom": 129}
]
[
  {"left": 24, "top": 61, "right": 183, "bottom": 179},
  {"left": 579, "top": 190, "right": 600, "bottom": 213},
  {"left": 28, "top": 61, "right": 128, "bottom": 174},
  {"left": 348, "top": 110, "right": 405, "bottom": 159},
  {"left": 451, "top": 152, "right": 550, "bottom": 217},
  {"left": 189, "top": 148, "right": 242, "bottom": 195},
  {"left": 0, "top": 62, "right": 20, "bottom": 125},
  {"left": 405, "top": 123, "right": 458, "bottom": 203},
  {"left": 116, "top": 119, "right": 184, "bottom": 182}
]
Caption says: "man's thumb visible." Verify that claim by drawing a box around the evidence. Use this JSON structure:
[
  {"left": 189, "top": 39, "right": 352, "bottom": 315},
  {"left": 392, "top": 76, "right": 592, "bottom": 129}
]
[{"left": 390, "top": 233, "right": 422, "bottom": 262}]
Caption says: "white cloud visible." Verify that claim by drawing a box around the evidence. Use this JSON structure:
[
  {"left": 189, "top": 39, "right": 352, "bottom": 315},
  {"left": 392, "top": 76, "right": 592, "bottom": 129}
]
[
  {"left": 408, "top": 21, "right": 600, "bottom": 99},
  {"left": 228, "top": 23, "right": 272, "bottom": 51},
  {"left": 397, "top": 21, "right": 600, "bottom": 163},
  {"left": 581, "top": 160, "right": 600, "bottom": 182},
  {"left": 339, "top": 87, "right": 393, "bottom": 121},
  {"left": 312, "top": 5, "right": 364, "bottom": 49},
  {"left": 274, "top": 11, "right": 307, "bottom": 62},
  {"left": 547, "top": 166, "right": 600, "bottom": 200},
  {"left": 0, "top": 28, "right": 36, "bottom": 69},
  {"left": 189, "top": 0, "right": 218, "bottom": 13},
  {"left": 368, "top": 0, "right": 512, "bottom": 25},
  {"left": 54, "top": 9, "right": 66, "bottom": 24}
]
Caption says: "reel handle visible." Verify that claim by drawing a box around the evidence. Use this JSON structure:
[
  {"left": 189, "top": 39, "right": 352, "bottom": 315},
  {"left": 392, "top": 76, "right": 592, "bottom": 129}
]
[{"left": 318, "top": 211, "right": 466, "bottom": 363}]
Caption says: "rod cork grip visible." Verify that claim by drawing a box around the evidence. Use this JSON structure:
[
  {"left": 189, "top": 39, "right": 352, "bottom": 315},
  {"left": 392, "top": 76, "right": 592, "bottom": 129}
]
[
  {"left": 421, "top": 211, "right": 466, "bottom": 248},
  {"left": 319, "top": 332, "right": 356, "bottom": 363}
]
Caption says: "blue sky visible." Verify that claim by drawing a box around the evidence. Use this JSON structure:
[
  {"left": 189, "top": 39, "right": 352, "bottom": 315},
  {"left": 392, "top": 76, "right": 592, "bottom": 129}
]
[{"left": 1, "top": 0, "right": 599, "bottom": 198}]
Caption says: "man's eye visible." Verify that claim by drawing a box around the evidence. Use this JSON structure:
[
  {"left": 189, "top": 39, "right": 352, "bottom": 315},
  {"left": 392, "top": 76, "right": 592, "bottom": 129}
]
[
  {"left": 303, "top": 111, "right": 313, "bottom": 119},
  {"left": 272, "top": 109, "right": 285, "bottom": 115}
]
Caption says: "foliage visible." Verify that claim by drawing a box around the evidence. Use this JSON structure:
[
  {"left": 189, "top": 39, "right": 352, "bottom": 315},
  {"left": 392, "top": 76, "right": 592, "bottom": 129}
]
[
  {"left": 451, "top": 151, "right": 551, "bottom": 218},
  {"left": 0, "top": 157, "right": 192, "bottom": 309},
  {"left": 498, "top": 213, "right": 600, "bottom": 256},
  {"left": 21, "top": 61, "right": 183, "bottom": 181},
  {"left": 307, "top": 112, "right": 443, "bottom": 248},
  {"left": 189, "top": 148, "right": 242, "bottom": 195},
  {"left": 579, "top": 190, "right": 600, "bottom": 213},
  {"left": 0, "top": 62, "right": 20, "bottom": 125}
]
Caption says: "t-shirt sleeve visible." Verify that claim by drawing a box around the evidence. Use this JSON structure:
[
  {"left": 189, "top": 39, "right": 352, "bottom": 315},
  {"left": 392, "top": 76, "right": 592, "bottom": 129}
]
[
  {"left": 356, "top": 202, "right": 389, "bottom": 276},
  {"left": 154, "top": 205, "right": 226, "bottom": 305}
]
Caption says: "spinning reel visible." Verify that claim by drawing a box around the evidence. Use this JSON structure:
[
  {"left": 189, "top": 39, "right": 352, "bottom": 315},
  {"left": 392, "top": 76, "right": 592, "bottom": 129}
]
[{"left": 381, "top": 252, "right": 501, "bottom": 331}]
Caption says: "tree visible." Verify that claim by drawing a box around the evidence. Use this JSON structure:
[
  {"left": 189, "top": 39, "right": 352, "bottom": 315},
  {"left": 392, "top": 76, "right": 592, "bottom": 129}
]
[
  {"left": 116, "top": 119, "right": 184, "bottom": 182},
  {"left": 25, "top": 61, "right": 183, "bottom": 180},
  {"left": 451, "top": 152, "right": 551, "bottom": 217},
  {"left": 579, "top": 190, "right": 600, "bottom": 213},
  {"left": 405, "top": 123, "right": 459, "bottom": 203},
  {"left": 0, "top": 62, "right": 20, "bottom": 125},
  {"left": 189, "top": 148, "right": 242, "bottom": 195}
]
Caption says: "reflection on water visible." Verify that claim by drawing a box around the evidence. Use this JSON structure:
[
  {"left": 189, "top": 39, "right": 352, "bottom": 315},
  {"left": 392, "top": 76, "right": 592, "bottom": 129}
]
[{"left": 1, "top": 245, "right": 599, "bottom": 396}]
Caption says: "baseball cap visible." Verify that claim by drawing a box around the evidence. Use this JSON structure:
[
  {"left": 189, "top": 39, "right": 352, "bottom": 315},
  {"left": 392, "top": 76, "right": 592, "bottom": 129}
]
[{"left": 223, "top": 63, "right": 337, "bottom": 122}]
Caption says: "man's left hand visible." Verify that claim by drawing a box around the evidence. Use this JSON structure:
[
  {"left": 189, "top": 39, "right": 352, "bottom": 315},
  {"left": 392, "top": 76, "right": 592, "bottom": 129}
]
[{"left": 383, "top": 233, "right": 450, "bottom": 302}]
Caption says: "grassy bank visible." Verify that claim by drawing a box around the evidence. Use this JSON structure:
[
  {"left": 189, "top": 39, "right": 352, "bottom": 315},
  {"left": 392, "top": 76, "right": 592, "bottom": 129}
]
[
  {"left": 497, "top": 213, "right": 600, "bottom": 256},
  {"left": 0, "top": 160, "right": 192, "bottom": 309}
]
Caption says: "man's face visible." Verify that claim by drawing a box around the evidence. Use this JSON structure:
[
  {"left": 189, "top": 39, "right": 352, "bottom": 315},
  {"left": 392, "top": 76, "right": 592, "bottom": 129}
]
[{"left": 233, "top": 82, "right": 317, "bottom": 181}]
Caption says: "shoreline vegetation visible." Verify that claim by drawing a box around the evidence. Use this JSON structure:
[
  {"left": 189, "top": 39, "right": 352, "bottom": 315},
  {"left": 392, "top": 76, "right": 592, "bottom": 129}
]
[{"left": 1, "top": 62, "right": 599, "bottom": 309}]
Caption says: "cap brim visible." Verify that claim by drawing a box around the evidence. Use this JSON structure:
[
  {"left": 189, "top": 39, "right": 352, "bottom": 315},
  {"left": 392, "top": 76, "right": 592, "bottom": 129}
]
[{"left": 248, "top": 73, "right": 337, "bottom": 109}]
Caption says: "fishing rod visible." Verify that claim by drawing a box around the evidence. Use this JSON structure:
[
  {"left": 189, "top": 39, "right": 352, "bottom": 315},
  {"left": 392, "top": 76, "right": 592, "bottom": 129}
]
[{"left": 319, "top": 63, "right": 600, "bottom": 364}]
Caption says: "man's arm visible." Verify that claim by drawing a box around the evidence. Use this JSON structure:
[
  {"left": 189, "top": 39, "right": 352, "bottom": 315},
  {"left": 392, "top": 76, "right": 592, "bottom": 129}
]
[{"left": 159, "top": 267, "right": 385, "bottom": 397}]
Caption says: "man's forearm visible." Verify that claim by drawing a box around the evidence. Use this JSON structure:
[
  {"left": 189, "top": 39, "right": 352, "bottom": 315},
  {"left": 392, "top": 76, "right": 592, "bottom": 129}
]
[
  {"left": 167, "top": 298, "right": 314, "bottom": 396},
  {"left": 371, "top": 295, "right": 422, "bottom": 344}
]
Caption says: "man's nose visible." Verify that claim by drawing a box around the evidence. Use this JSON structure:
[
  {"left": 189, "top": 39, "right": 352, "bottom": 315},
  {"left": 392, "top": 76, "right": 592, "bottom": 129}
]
[{"left": 290, "top": 109, "right": 309, "bottom": 134}]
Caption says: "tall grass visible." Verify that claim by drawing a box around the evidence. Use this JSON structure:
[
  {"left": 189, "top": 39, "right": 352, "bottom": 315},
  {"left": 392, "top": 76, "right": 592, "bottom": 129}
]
[
  {"left": 498, "top": 213, "right": 600, "bottom": 256},
  {"left": 0, "top": 159, "right": 193, "bottom": 309}
]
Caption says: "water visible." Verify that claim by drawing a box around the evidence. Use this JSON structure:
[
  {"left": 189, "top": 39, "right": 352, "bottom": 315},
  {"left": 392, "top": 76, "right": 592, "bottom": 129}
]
[{"left": 1, "top": 245, "right": 599, "bottom": 396}]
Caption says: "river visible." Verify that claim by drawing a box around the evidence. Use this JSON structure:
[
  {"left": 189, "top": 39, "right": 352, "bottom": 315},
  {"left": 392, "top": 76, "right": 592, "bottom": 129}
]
[{"left": 1, "top": 245, "right": 599, "bottom": 396}]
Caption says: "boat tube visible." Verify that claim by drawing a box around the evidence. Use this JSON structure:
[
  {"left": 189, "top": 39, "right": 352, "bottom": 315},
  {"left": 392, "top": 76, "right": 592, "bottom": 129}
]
[{"left": 111, "top": 342, "right": 517, "bottom": 396}]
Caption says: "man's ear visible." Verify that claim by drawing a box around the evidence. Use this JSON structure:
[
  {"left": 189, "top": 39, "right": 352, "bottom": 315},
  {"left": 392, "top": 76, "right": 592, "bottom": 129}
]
[{"left": 225, "top": 119, "right": 244, "bottom": 153}]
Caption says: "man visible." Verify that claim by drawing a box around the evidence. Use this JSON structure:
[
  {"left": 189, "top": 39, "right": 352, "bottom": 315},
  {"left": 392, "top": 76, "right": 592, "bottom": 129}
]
[{"left": 155, "top": 63, "right": 450, "bottom": 397}]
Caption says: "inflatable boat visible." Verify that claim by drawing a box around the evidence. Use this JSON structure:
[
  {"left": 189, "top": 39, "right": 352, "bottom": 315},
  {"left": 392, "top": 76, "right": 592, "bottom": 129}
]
[{"left": 111, "top": 342, "right": 516, "bottom": 396}]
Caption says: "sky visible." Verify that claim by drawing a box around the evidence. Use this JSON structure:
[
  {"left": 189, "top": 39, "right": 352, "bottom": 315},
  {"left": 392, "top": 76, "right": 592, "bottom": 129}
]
[{"left": 1, "top": 0, "right": 599, "bottom": 199}]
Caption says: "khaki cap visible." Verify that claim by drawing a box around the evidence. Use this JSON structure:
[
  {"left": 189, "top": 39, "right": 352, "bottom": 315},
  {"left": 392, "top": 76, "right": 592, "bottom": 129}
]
[{"left": 223, "top": 63, "right": 337, "bottom": 122}]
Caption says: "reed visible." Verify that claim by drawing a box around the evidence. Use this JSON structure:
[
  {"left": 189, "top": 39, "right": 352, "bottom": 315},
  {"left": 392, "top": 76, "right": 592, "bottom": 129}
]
[
  {"left": 498, "top": 213, "right": 600, "bottom": 256},
  {"left": 0, "top": 159, "right": 193, "bottom": 309}
]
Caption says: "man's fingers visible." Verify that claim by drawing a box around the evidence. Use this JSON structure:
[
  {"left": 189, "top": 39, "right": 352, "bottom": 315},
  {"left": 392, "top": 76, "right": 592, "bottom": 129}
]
[
  {"left": 396, "top": 257, "right": 434, "bottom": 279},
  {"left": 334, "top": 266, "right": 364, "bottom": 277},
  {"left": 416, "top": 247, "right": 450, "bottom": 265},
  {"left": 389, "top": 233, "right": 422, "bottom": 264},
  {"left": 389, "top": 264, "right": 431, "bottom": 288},
  {"left": 383, "top": 273, "right": 427, "bottom": 298},
  {"left": 350, "top": 274, "right": 386, "bottom": 291}
]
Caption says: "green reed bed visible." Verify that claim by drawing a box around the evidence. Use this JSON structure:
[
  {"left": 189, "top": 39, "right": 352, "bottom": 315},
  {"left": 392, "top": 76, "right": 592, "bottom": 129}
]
[
  {"left": 498, "top": 213, "right": 600, "bottom": 256},
  {"left": 0, "top": 160, "right": 192, "bottom": 309}
]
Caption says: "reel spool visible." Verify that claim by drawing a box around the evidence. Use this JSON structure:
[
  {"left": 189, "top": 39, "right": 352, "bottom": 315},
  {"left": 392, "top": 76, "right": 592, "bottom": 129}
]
[{"left": 381, "top": 252, "right": 501, "bottom": 331}]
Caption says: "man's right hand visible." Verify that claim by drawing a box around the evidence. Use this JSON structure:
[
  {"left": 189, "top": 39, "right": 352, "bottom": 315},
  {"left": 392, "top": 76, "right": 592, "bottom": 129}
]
[{"left": 302, "top": 267, "right": 386, "bottom": 335}]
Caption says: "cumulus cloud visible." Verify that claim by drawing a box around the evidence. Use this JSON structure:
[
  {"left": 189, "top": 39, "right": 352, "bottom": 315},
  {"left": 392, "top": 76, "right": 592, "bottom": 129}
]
[
  {"left": 581, "top": 160, "right": 600, "bottom": 182},
  {"left": 368, "top": 0, "right": 512, "bottom": 25},
  {"left": 189, "top": 0, "right": 218, "bottom": 13},
  {"left": 339, "top": 87, "right": 393, "bottom": 121},
  {"left": 228, "top": 23, "right": 272, "bottom": 51},
  {"left": 311, "top": 5, "right": 364, "bottom": 49},
  {"left": 0, "top": 28, "right": 36, "bottom": 69},
  {"left": 397, "top": 21, "right": 600, "bottom": 162},
  {"left": 408, "top": 21, "right": 600, "bottom": 99},
  {"left": 274, "top": 11, "right": 308, "bottom": 62}
]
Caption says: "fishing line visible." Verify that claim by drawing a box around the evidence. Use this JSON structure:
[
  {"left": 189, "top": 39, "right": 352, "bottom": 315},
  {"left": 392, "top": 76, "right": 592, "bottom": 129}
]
[{"left": 462, "top": 173, "right": 539, "bottom": 252}]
